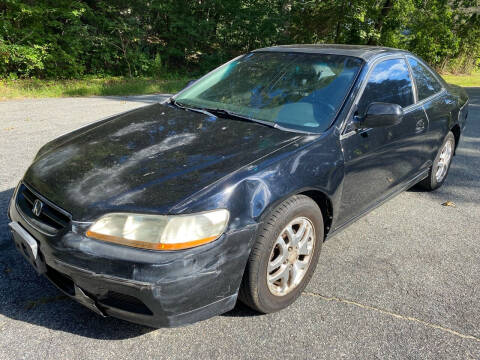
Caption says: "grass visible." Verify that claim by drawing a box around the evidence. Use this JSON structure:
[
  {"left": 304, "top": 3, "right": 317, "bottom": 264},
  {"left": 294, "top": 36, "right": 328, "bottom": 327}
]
[
  {"left": 0, "top": 76, "right": 191, "bottom": 101},
  {"left": 1, "top": 70, "right": 479, "bottom": 101},
  {"left": 440, "top": 70, "right": 480, "bottom": 87}
]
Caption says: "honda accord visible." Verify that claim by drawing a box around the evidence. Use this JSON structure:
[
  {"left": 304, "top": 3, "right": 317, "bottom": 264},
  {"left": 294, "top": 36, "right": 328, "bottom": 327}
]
[{"left": 8, "top": 45, "right": 469, "bottom": 327}]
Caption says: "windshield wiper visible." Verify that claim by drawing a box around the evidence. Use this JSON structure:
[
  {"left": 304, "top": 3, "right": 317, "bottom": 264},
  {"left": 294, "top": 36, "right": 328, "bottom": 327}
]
[
  {"left": 168, "top": 98, "right": 217, "bottom": 118},
  {"left": 170, "top": 99, "right": 283, "bottom": 130},
  {"left": 202, "top": 107, "right": 278, "bottom": 129}
]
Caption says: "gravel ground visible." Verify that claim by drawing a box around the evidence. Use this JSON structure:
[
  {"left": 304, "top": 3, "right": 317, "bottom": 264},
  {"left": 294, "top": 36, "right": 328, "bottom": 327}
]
[{"left": 0, "top": 90, "right": 479, "bottom": 359}]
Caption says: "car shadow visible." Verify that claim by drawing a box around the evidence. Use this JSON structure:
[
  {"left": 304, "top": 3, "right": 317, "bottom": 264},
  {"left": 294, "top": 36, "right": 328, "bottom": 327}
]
[{"left": 222, "top": 301, "right": 263, "bottom": 318}]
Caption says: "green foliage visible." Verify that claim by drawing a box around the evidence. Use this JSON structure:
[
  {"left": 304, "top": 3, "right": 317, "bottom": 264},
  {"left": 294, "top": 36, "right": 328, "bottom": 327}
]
[
  {"left": 0, "top": 0, "right": 89, "bottom": 78},
  {"left": 0, "top": 0, "right": 479, "bottom": 79},
  {"left": 403, "top": 0, "right": 460, "bottom": 67},
  {"left": 0, "top": 76, "right": 190, "bottom": 99}
]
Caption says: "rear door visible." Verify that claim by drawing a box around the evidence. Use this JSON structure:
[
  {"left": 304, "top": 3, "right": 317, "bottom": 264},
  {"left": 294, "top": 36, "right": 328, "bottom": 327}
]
[{"left": 337, "top": 56, "right": 430, "bottom": 226}]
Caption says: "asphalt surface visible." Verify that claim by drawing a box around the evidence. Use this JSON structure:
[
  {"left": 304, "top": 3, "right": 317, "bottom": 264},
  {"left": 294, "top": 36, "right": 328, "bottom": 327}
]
[{"left": 0, "top": 90, "right": 479, "bottom": 359}]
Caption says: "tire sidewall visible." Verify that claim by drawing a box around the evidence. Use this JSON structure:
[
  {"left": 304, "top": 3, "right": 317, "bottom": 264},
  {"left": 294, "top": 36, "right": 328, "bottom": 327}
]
[
  {"left": 430, "top": 132, "right": 455, "bottom": 189},
  {"left": 255, "top": 199, "right": 323, "bottom": 313}
]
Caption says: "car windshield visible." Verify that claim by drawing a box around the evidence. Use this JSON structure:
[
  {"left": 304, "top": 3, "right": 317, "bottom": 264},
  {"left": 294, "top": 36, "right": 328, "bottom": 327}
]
[{"left": 175, "top": 52, "right": 363, "bottom": 132}]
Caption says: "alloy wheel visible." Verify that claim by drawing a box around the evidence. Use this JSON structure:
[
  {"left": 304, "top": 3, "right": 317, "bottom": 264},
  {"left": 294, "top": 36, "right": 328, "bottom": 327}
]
[
  {"left": 267, "top": 217, "right": 315, "bottom": 296},
  {"left": 435, "top": 140, "right": 453, "bottom": 182}
]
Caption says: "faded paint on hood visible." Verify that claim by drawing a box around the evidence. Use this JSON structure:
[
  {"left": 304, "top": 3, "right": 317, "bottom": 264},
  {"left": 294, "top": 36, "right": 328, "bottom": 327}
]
[{"left": 24, "top": 103, "right": 300, "bottom": 221}]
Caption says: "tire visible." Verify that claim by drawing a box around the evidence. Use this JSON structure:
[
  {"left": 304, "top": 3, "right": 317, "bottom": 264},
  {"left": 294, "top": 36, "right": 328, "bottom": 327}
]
[
  {"left": 239, "top": 195, "right": 323, "bottom": 313},
  {"left": 418, "top": 131, "right": 455, "bottom": 191}
]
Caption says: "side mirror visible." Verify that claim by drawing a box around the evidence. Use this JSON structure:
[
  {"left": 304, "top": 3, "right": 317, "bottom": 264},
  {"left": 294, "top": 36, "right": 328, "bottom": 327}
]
[{"left": 353, "top": 102, "right": 404, "bottom": 129}]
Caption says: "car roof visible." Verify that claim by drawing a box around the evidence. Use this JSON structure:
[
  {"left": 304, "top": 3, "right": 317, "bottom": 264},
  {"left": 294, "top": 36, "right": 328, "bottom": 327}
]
[{"left": 253, "top": 44, "right": 410, "bottom": 61}]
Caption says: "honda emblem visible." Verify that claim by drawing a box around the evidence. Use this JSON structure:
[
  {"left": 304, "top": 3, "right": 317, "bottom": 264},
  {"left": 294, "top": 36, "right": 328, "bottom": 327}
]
[{"left": 32, "top": 199, "right": 43, "bottom": 217}]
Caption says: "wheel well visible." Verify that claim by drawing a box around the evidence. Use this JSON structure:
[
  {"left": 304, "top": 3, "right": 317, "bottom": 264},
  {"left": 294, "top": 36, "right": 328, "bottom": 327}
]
[
  {"left": 299, "top": 190, "right": 333, "bottom": 239},
  {"left": 451, "top": 124, "right": 461, "bottom": 153}
]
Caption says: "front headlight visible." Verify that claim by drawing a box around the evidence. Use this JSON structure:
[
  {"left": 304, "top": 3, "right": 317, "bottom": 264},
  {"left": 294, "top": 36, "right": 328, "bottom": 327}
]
[{"left": 86, "top": 209, "right": 229, "bottom": 250}]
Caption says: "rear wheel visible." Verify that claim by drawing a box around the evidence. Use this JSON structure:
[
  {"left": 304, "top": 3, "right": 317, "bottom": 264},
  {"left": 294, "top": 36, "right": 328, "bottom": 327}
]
[
  {"left": 418, "top": 131, "right": 455, "bottom": 191},
  {"left": 239, "top": 195, "right": 323, "bottom": 313}
]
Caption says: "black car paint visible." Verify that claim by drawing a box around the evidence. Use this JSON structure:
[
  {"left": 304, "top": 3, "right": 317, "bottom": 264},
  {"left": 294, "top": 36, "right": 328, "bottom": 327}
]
[
  {"left": 8, "top": 46, "right": 469, "bottom": 327},
  {"left": 9, "top": 186, "right": 255, "bottom": 327},
  {"left": 24, "top": 103, "right": 300, "bottom": 221}
]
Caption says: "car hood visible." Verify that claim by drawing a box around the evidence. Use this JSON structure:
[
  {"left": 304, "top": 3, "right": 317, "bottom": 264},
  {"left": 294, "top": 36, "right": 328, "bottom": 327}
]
[{"left": 24, "top": 103, "right": 300, "bottom": 221}]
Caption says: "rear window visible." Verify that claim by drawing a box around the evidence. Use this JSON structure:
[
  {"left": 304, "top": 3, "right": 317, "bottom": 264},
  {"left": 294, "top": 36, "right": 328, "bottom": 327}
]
[{"left": 408, "top": 57, "right": 443, "bottom": 100}]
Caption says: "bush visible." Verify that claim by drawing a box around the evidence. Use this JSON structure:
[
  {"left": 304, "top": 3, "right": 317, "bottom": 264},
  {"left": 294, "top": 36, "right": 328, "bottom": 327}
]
[{"left": 0, "top": 0, "right": 478, "bottom": 79}]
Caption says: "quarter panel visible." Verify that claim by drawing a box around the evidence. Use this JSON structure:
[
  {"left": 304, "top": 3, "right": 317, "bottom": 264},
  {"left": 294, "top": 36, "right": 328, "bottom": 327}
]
[{"left": 422, "top": 93, "right": 457, "bottom": 160}]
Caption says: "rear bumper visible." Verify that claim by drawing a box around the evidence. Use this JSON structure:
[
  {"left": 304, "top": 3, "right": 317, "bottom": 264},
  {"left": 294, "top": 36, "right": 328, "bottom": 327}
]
[{"left": 8, "top": 191, "right": 256, "bottom": 328}]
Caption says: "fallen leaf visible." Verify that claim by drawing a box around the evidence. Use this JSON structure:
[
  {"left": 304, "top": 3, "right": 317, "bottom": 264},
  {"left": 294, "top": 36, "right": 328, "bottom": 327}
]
[{"left": 441, "top": 201, "right": 456, "bottom": 207}]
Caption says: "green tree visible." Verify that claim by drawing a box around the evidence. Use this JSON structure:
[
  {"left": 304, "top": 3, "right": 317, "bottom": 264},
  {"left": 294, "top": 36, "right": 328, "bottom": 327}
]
[{"left": 0, "top": 0, "right": 479, "bottom": 79}]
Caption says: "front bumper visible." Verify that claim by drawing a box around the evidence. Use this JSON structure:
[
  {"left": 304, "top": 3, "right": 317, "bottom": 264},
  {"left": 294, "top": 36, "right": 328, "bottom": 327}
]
[{"left": 8, "top": 188, "right": 256, "bottom": 328}]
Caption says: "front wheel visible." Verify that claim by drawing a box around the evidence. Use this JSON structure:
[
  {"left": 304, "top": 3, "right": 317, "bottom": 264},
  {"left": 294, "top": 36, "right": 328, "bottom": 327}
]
[
  {"left": 418, "top": 131, "right": 455, "bottom": 191},
  {"left": 239, "top": 195, "right": 323, "bottom": 313}
]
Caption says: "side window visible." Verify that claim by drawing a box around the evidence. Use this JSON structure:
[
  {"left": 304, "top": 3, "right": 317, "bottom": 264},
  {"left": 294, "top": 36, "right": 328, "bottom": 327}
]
[
  {"left": 408, "top": 57, "right": 443, "bottom": 100},
  {"left": 357, "top": 58, "right": 414, "bottom": 115}
]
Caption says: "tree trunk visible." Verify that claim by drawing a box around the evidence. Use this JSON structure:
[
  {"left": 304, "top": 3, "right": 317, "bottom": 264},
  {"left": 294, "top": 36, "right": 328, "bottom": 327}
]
[
  {"left": 335, "top": 0, "right": 347, "bottom": 43},
  {"left": 367, "top": 0, "right": 393, "bottom": 45}
]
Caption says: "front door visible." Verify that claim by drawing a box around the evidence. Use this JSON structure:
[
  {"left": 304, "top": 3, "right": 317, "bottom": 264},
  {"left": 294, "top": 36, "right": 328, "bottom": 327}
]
[{"left": 337, "top": 57, "right": 429, "bottom": 227}]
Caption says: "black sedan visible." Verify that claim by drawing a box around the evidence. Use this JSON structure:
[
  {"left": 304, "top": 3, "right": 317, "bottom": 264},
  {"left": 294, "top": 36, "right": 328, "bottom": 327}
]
[{"left": 8, "top": 45, "right": 469, "bottom": 327}]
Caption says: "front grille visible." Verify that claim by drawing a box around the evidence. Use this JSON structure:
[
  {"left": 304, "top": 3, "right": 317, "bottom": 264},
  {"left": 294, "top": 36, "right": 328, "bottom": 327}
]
[{"left": 16, "top": 183, "right": 71, "bottom": 233}]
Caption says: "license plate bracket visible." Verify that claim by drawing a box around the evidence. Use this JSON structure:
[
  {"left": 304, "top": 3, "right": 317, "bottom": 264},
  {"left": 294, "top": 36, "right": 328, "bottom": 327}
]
[{"left": 9, "top": 222, "right": 47, "bottom": 274}]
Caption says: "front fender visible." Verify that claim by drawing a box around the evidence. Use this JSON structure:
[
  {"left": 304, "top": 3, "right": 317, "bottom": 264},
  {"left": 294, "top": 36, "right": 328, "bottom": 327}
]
[{"left": 170, "top": 130, "right": 345, "bottom": 235}]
